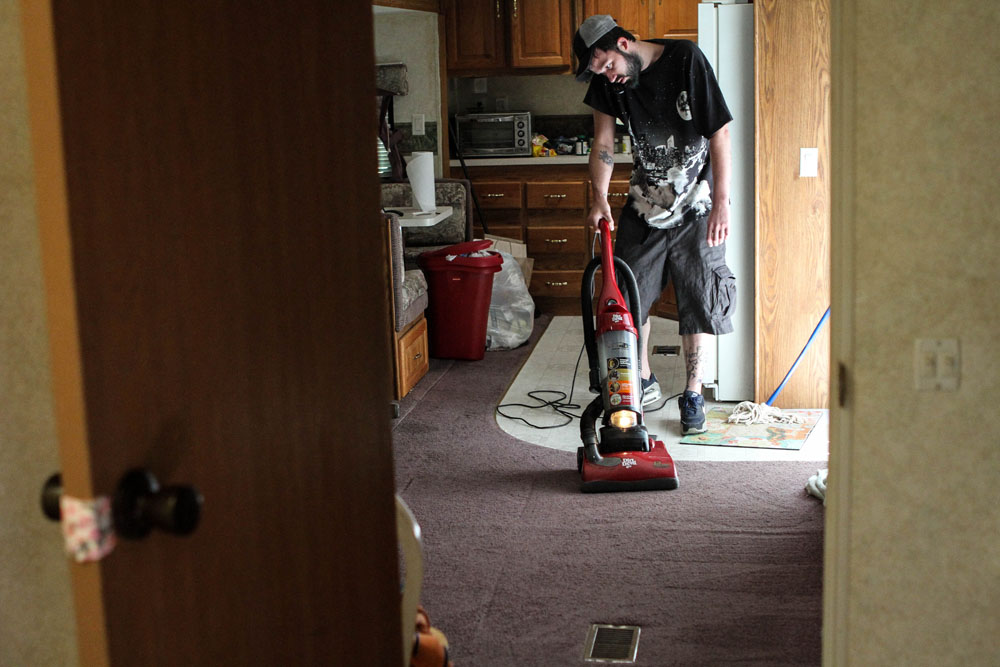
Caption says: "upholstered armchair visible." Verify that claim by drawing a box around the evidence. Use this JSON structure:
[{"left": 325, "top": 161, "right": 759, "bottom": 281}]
[{"left": 380, "top": 178, "right": 473, "bottom": 269}]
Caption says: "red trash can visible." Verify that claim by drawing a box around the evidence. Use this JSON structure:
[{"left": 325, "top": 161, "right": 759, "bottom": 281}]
[{"left": 418, "top": 240, "right": 503, "bottom": 360}]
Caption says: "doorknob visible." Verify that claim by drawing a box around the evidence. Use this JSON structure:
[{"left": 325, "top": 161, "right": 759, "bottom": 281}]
[
  {"left": 113, "top": 469, "right": 202, "bottom": 539},
  {"left": 41, "top": 472, "right": 63, "bottom": 521},
  {"left": 41, "top": 469, "right": 203, "bottom": 539}
]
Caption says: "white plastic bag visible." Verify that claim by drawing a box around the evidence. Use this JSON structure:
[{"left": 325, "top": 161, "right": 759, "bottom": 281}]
[{"left": 486, "top": 251, "right": 535, "bottom": 350}]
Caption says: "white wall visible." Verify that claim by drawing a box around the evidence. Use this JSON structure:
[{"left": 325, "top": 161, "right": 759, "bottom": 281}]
[
  {"left": 0, "top": 1, "right": 79, "bottom": 664},
  {"left": 373, "top": 7, "right": 443, "bottom": 176}
]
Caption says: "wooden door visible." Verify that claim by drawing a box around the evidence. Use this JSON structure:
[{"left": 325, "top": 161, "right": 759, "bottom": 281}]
[
  {"left": 509, "top": 0, "right": 571, "bottom": 67},
  {"left": 20, "top": 2, "right": 401, "bottom": 665},
  {"left": 651, "top": 0, "right": 700, "bottom": 40},
  {"left": 582, "top": 0, "right": 649, "bottom": 39},
  {"left": 444, "top": 0, "right": 506, "bottom": 71}
]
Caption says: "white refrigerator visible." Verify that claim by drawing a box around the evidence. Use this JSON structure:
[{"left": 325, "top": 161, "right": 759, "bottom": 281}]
[{"left": 698, "top": 1, "right": 755, "bottom": 401}]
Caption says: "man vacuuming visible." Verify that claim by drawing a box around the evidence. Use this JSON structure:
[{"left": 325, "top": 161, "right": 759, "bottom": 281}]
[{"left": 574, "top": 14, "right": 737, "bottom": 435}]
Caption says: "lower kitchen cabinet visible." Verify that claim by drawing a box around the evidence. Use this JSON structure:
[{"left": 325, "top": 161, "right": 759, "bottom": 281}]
[{"left": 453, "top": 161, "right": 678, "bottom": 319}]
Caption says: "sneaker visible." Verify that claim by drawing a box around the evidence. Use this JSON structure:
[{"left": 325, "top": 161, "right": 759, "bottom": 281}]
[
  {"left": 641, "top": 373, "right": 661, "bottom": 406},
  {"left": 679, "top": 390, "right": 707, "bottom": 434}
]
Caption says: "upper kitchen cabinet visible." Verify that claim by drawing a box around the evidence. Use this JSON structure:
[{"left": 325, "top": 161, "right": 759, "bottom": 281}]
[
  {"left": 510, "top": 0, "right": 572, "bottom": 67},
  {"left": 444, "top": 0, "right": 506, "bottom": 71},
  {"left": 445, "top": 0, "right": 572, "bottom": 74},
  {"left": 651, "top": 0, "right": 700, "bottom": 41},
  {"left": 580, "top": 0, "right": 700, "bottom": 42},
  {"left": 581, "top": 0, "right": 649, "bottom": 39}
]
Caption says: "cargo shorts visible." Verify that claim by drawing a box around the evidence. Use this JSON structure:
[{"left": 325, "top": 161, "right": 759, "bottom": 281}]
[{"left": 613, "top": 201, "right": 736, "bottom": 336}]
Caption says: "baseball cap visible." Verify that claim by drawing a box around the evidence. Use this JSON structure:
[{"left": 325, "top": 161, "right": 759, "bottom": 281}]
[{"left": 573, "top": 14, "right": 619, "bottom": 82}]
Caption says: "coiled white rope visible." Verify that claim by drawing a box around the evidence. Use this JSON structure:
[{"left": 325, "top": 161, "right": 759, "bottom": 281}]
[{"left": 727, "top": 400, "right": 804, "bottom": 425}]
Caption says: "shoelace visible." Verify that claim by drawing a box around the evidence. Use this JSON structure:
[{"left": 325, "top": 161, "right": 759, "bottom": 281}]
[{"left": 679, "top": 394, "right": 702, "bottom": 420}]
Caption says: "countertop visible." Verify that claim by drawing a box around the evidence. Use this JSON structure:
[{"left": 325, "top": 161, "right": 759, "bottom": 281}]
[{"left": 448, "top": 153, "right": 633, "bottom": 168}]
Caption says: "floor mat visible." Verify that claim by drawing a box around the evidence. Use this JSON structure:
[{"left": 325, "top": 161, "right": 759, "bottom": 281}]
[{"left": 680, "top": 407, "right": 825, "bottom": 450}]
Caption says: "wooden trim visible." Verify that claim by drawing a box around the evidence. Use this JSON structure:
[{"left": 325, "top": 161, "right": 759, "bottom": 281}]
[
  {"left": 824, "top": 0, "right": 855, "bottom": 664},
  {"left": 18, "top": 1, "right": 110, "bottom": 665},
  {"left": 373, "top": 0, "right": 441, "bottom": 13}
]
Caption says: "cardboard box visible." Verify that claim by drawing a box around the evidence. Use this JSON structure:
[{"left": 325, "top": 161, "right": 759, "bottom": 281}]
[{"left": 483, "top": 234, "right": 533, "bottom": 284}]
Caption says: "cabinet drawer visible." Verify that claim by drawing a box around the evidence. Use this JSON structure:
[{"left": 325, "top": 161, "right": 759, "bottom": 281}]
[
  {"left": 475, "top": 224, "right": 523, "bottom": 241},
  {"left": 476, "top": 181, "right": 522, "bottom": 208},
  {"left": 525, "top": 226, "right": 588, "bottom": 257},
  {"left": 530, "top": 270, "right": 583, "bottom": 299},
  {"left": 525, "top": 181, "right": 587, "bottom": 209},
  {"left": 606, "top": 179, "right": 630, "bottom": 204},
  {"left": 589, "top": 179, "right": 630, "bottom": 212}
]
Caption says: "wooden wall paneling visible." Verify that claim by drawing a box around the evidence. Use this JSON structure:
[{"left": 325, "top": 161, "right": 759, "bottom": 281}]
[{"left": 755, "top": 0, "right": 831, "bottom": 408}]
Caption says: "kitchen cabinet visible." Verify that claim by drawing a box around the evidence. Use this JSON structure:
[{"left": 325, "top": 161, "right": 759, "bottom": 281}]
[
  {"left": 444, "top": 0, "right": 506, "bottom": 71},
  {"left": 445, "top": 0, "right": 572, "bottom": 74},
  {"left": 454, "top": 161, "right": 677, "bottom": 318},
  {"left": 581, "top": 0, "right": 649, "bottom": 39},
  {"left": 651, "top": 0, "right": 700, "bottom": 40},
  {"left": 581, "top": 0, "right": 700, "bottom": 42},
  {"left": 473, "top": 180, "right": 524, "bottom": 240},
  {"left": 510, "top": 0, "right": 572, "bottom": 67}
]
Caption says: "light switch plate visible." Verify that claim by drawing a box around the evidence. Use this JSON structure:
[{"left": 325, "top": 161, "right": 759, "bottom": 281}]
[
  {"left": 914, "top": 338, "right": 961, "bottom": 391},
  {"left": 800, "top": 147, "right": 819, "bottom": 178},
  {"left": 412, "top": 113, "right": 425, "bottom": 136},
  {"left": 473, "top": 77, "right": 487, "bottom": 94}
]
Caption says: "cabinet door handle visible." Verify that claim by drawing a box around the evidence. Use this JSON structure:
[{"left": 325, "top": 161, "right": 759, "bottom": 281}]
[
  {"left": 608, "top": 192, "right": 627, "bottom": 198},
  {"left": 413, "top": 352, "right": 422, "bottom": 360},
  {"left": 543, "top": 193, "right": 567, "bottom": 199},
  {"left": 546, "top": 281, "right": 568, "bottom": 287},
  {"left": 496, "top": 0, "right": 500, "bottom": 19},
  {"left": 545, "top": 238, "right": 568, "bottom": 244},
  {"left": 483, "top": 193, "right": 505, "bottom": 198},
  {"left": 512, "top": 0, "right": 518, "bottom": 19}
]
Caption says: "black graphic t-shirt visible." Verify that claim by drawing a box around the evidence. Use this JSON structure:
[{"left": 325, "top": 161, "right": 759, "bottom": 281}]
[{"left": 584, "top": 40, "right": 732, "bottom": 229}]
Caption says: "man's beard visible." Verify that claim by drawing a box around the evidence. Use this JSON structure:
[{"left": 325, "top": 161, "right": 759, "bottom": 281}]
[{"left": 618, "top": 48, "right": 643, "bottom": 88}]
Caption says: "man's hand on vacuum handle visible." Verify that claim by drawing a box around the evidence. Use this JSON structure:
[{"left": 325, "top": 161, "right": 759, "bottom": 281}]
[{"left": 588, "top": 201, "right": 614, "bottom": 232}]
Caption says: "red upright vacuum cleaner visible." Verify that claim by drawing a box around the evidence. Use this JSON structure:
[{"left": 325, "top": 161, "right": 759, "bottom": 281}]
[{"left": 577, "top": 219, "right": 678, "bottom": 493}]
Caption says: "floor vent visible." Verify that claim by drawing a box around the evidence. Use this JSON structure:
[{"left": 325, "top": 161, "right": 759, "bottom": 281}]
[
  {"left": 583, "top": 624, "right": 640, "bottom": 663},
  {"left": 653, "top": 345, "right": 681, "bottom": 356}
]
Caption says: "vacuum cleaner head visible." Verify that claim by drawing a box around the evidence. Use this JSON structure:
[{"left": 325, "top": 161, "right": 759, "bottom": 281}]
[{"left": 578, "top": 437, "right": 678, "bottom": 493}]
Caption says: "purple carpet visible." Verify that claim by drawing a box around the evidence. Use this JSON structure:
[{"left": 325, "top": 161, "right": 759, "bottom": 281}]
[{"left": 392, "top": 317, "right": 825, "bottom": 666}]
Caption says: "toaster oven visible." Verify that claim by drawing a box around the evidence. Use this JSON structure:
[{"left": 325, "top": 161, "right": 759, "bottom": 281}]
[{"left": 454, "top": 112, "right": 532, "bottom": 157}]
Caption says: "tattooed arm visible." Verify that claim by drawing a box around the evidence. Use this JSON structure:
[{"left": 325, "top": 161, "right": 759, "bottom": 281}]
[{"left": 587, "top": 110, "right": 618, "bottom": 231}]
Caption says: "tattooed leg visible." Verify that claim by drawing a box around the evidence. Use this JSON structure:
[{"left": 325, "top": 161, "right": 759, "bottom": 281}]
[{"left": 681, "top": 333, "right": 710, "bottom": 393}]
